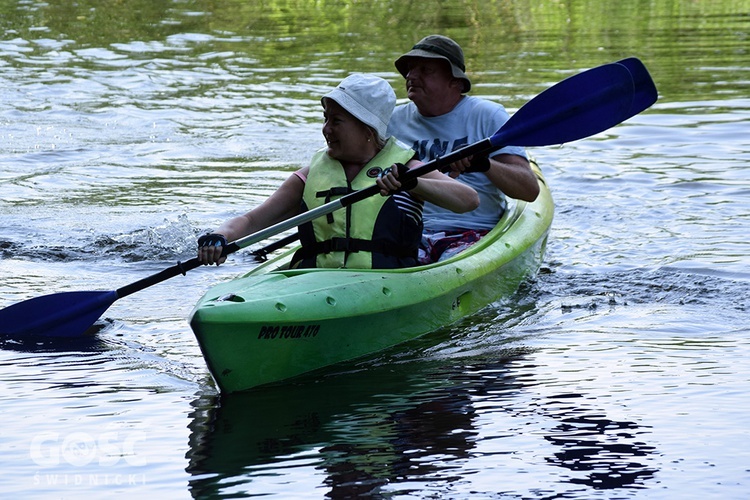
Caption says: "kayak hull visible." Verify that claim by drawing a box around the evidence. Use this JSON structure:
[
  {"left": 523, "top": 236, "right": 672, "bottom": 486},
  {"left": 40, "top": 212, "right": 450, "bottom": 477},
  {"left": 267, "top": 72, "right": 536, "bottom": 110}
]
[{"left": 190, "top": 166, "right": 553, "bottom": 393}]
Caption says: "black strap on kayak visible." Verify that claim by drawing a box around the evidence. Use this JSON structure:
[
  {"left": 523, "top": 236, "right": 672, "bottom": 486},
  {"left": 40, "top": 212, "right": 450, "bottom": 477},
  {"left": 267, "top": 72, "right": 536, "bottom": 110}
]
[
  {"left": 251, "top": 232, "right": 300, "bottom": 262},
  {"left": 294, "top": 237, "right": 416, "bottom": 259}
]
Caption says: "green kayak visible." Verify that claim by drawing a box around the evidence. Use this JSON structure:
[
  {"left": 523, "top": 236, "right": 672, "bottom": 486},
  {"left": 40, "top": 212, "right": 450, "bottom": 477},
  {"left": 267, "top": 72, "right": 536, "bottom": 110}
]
[{"left": 190, "top": 163, "right": 553, "bottom": 393}]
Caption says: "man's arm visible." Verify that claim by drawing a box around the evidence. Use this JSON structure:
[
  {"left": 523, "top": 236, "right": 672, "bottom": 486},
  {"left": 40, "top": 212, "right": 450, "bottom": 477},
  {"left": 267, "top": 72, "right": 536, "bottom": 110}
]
[
  {"left": 484, "top": 153, "right": 540, "bottom": 202},
  {"left": 446, "top": 153, "right": 540, "bottom": 202}
]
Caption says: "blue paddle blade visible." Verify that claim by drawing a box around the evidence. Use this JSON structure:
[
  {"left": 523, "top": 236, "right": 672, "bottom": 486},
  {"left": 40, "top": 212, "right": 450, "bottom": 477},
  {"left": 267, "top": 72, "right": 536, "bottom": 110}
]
[
  {"left": 490, "top": 62, "right": 635, "bottom": 149},
  {"left": 0, "top": 290, "right": 118, "bottom": 337},
  {"left": 615, "top": 57, "right": 659, "bottom": 117}
]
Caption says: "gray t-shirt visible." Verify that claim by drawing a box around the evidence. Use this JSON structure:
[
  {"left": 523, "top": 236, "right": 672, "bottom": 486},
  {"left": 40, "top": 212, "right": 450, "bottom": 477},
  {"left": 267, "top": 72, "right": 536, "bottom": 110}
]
[{"left": 388, "top": 96, "right": 526, "bottom": 232}]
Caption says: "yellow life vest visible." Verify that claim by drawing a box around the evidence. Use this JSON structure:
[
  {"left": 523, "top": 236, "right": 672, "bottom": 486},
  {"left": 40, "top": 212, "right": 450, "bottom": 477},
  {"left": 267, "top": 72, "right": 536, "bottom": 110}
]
[{"left": 294, "top": 138, "right": 420, "bottom": 269}]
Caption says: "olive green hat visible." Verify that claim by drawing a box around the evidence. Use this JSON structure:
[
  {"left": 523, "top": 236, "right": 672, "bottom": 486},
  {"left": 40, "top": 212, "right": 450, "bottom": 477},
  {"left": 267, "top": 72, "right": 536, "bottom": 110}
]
[{"left": 395, "top": 35, "right": 471, "bottom": 93}]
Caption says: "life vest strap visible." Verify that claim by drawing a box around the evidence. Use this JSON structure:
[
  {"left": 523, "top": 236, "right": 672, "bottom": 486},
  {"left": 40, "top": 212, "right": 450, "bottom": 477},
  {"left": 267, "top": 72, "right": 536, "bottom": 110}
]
[{"left": 316, "top": 187, "right": 351, "bottom": 223}]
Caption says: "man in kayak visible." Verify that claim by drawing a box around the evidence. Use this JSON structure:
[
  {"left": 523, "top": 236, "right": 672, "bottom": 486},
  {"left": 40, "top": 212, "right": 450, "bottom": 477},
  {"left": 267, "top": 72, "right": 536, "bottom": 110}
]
[
  {"left": 198, "top": 73, "right": 479, "bottom": 269},
  {"left": 387, "top": 35, "right": 540, "bottom": 263}
]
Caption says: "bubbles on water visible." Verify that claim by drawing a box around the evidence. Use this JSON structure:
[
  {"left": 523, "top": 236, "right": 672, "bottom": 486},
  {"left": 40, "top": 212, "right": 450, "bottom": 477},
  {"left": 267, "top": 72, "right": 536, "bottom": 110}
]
[
  {"left": 95, "top": 212, "right": 199, "bottom": 261},
  {"left": 3, "top": 213, "right": 201, "bottom": 263}
]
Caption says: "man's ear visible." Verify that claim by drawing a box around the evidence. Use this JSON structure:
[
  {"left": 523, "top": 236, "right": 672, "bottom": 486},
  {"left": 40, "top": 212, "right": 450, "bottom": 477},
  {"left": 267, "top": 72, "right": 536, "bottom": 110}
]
[{"left": 450, "top": 78, "right": 464, "bottom": 91}]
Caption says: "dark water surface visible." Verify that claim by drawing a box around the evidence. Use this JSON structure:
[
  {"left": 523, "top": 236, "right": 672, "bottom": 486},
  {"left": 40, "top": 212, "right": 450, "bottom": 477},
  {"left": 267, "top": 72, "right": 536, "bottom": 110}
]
[{"left": 1, "top": 1, "right": 749, "bottom": 498}]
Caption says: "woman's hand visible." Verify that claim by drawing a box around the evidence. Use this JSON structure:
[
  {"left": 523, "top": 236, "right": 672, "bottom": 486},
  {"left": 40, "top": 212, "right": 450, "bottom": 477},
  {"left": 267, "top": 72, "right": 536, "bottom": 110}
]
[
  {"left": 197, "top": 233, "right": 228, "bottom": 266},
  {"left": 377, "top": 163, "right": 417, "bottom": 196}
]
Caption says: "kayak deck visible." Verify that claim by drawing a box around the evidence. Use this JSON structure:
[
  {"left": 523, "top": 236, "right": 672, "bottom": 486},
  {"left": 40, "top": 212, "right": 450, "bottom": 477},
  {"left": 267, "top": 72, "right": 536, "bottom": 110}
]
[{"left": 190, "top": 166, "right": 553, "bottom": 393}]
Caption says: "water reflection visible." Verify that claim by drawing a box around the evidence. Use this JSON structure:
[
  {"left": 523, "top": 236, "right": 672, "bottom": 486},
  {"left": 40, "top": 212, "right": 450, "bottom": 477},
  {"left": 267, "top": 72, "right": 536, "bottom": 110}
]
[
  {"left": 0, "top": 327, "right": 108, "bottom": 354},
  {"left": 185, "top": 360, "right": 477, "bottom": 497},
  {"left": 186, "top": 354, "right": 658, "bottom": 497},
  {"left": 538, "top": 395, "right": 658, "bottom": 489}
]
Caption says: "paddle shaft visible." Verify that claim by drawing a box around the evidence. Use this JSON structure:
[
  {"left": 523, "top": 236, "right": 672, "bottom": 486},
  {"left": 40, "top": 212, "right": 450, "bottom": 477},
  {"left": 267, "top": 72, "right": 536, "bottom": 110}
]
[
  {"left": 115, "top": 229, "right": 304, "bottom": 298},
  {"left": 116, "top": 258, "right": 202, "bottom": 299},
  {"left": 116, "top": 230, "right": 301, "bottom": 297}
]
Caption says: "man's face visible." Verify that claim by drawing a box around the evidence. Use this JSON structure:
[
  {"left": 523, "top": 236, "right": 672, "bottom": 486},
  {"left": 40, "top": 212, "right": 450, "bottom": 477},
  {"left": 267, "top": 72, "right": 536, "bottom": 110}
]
[{"left": 403, "top": 57, "right": 457, "bottom": 110}]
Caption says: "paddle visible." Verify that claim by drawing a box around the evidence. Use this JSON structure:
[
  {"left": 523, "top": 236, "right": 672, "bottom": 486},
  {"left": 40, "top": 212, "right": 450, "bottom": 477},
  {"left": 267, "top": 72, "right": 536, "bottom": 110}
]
[
  {"left": 0, "top": 59, "right": 657, "bottom": 337},
  {"left": 616, "top": 57, "right": 659, "bottom": 118}
]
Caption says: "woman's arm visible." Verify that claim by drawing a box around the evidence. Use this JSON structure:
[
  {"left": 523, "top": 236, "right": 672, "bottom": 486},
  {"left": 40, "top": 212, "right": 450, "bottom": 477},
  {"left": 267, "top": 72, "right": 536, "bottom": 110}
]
[{"left": 198, "top": 168, "right": 307, "bottom": 265}]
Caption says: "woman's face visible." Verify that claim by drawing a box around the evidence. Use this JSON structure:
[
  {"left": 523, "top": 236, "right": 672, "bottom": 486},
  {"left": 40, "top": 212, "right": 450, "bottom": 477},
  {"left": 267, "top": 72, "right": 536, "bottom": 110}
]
[{"left": 322, "top": 99, "right": 374, "bottom": 164}]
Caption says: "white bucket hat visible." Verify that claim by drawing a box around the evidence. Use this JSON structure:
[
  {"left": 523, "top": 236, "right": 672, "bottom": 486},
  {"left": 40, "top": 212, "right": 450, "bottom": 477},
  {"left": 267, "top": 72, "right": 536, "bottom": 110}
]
[{"left": 321, "top": 74, "right": 396, "bottom": 141}]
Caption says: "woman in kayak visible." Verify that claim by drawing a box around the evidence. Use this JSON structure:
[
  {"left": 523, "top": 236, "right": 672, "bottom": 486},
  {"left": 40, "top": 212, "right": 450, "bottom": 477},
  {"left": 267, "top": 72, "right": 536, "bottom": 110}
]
[{"left": 197, "top": 73, "right": 479, "bottom": 269}]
